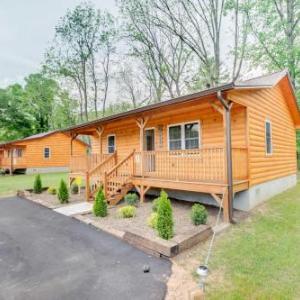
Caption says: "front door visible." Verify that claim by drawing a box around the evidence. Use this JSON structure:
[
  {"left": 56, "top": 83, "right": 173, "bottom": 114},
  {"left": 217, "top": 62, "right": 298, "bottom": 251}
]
[{"left": 144, "top": 129, "right": 155, "bottom": 172}]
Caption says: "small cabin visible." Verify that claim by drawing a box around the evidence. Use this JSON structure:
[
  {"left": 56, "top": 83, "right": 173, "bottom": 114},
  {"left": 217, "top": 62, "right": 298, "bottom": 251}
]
[
  {"left": 0, "top": 131, "right": 87, "bottom": 174},
  {"left": 65, "top": 70, "right": 300, "bottom": 223}
]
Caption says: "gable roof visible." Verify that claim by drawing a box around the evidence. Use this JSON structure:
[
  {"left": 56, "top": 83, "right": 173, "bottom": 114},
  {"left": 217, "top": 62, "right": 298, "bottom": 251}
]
[
  {"left": 63, "top": 69, "right": 299, "bottom": 132},
  {"left": 0, "top": 130, "right": 88, "bottom": 148}
]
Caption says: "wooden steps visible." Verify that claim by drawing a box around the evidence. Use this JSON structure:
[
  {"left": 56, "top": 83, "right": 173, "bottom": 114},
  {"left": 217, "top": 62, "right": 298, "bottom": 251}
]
[{"left": 107, "top": 183, "right": 133, "bottom": 206}]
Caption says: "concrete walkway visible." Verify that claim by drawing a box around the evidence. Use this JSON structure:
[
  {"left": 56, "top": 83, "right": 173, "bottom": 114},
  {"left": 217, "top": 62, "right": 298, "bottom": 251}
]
[
  {"left": 0, "top": 197, "right": 171, "bottom": 300},
  {"left": 54, "top": 201, "right": 93, "bottom": 216}
]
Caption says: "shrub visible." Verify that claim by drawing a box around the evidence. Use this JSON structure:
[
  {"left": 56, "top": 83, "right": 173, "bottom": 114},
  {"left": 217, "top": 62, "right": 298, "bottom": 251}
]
[
  {"left": 191, "top": 204, "right": 208, "bottom": 225},
  {"left": 93, "top": 188, "right": 107, "bottom": 217},
  {"left": 57, "top": 179, "right": 69, "bottom": 204},
  {"left": 71, "top": 183, "right": 79, "bottom": 194},
  {"left": 157, "top": 191, "right": 174, "bottom": 240},
  {"left": 124, "top": 193, "right": 139, "bottom": 206},
  {"left": 118, "top": 205, "right": 136, "bottom": 218},
  {"left": 47, "top": 187, "right": 57, "bottom": 195},
  {"left": 152, "top": 197, "right": 161, "bottom": 212},
  {"left": 33, "top": 174, "right": 42, "bottom": 194},
  {"left": 147, "top": 212, "right": 158, "bottom": 229}
]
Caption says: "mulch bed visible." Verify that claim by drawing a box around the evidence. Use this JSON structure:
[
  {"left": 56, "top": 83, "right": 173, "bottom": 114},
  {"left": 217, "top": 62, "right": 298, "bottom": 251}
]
[
  {"left": 79, "top": 198, "right": 219, "bottom": 257},
  {"left": 20, "top": 189, "right": 85, "bottom": 209}
]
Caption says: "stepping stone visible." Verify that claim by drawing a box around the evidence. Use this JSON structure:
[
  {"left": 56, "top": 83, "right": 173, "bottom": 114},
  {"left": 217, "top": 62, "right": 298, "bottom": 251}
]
[{"left": 54, "top": 202, "right": 92, "bottom": 216}]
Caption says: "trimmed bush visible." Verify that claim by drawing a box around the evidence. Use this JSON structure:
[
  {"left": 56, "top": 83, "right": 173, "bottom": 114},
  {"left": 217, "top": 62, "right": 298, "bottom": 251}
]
[
  {"left": 191, "top": 204, "right": 208, "bottom": 225},
  {"left": 71, "top": 183, "right": 79, "bottom": 194},
  {"left": 57, "top": 179, "right": 69, "bottom": 204},
  {"left": 93, "top": 188, "right": 107, "bottom": 217},
  {"left": 124, "top": 193, "right": 139, "bottom": 206},
  {"left": 152, "top": 197, "right": 161, "bottom": 212},
  {"left": 118, "top": 205, "right": 136, "bottom": 218},
  {"left": 156, "top": 191, "right": 174, "bottom": 240},
  {"left": 47, "top": 186, "right": 57, "bottom": 195},
  {"left": 147, "top": 212, "right": 158, "bottom": 229},
  {"left": 33, "top": 174, "right": 42, "bottom": 194}
]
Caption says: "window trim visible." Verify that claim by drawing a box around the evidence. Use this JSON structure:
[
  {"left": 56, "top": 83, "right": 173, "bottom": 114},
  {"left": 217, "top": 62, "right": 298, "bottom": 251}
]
[
  {"left": 167, "top": 120, "right": 201, "bottom": 151},
  {"left": 265, "top": 119, "right": 273, "bottom": 156},
  {"left": 107, "top": 134, "right": 116, "bottom": 154},
  {"left": 44, "top": 147, "right": 51, "bottom": 159}
]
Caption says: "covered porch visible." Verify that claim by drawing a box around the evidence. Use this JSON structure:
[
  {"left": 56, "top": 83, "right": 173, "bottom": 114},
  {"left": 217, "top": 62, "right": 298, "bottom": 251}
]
[
  {"left": 66, "top": 93, "right": 250, "bottom": 222},
  {"left": 0, "top": 145, "right": 26, "bottom": 174}
]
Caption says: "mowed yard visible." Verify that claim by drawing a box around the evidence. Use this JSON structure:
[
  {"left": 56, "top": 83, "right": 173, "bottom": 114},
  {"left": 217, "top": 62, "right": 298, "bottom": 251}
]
[
  {"left": 172, "top": 181, "right": 300, "bottom": 300},
  {"left": 0, "top": 172, "right": 68, "bottom": 197}
]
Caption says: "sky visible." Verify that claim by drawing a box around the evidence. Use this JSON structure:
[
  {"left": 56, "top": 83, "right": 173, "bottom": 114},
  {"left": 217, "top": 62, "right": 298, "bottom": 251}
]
[{"left": 0, "top": 0, "right": 117, "bottom": 87}]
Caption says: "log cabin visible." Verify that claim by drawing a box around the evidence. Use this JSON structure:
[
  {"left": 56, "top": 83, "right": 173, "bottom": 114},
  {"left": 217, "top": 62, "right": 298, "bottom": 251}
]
[
  {"left": 0, "top": 130, "right": 87, "bottom": 174},
  {"left": 65, "top": 70, "right": 300, "bottom": 223}
]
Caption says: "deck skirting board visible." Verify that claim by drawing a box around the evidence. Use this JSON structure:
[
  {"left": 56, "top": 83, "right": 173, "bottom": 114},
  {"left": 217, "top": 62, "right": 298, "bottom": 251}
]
[{"left": 26, "top": 166, "right": 69, "bottom": 174}]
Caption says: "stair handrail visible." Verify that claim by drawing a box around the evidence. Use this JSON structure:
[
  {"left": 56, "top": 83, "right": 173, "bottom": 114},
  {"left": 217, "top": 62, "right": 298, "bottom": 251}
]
[
  {"left": 106, "top": 150, "right": 135, "bottom": 178},
  {"left": 89, "top": 152, "right": 116, "bottom": 177},
  {"left": 104, "top": 149, "right": 135, "bottom": 197}
]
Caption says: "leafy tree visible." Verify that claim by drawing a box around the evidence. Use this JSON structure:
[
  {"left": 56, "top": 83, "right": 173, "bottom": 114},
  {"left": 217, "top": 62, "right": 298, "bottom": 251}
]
[
  {"left": 58, "top": 179, "right": 69, "bottom": 203},
  {"left": 156, "top": 190, "right": 174, "bottom": 240},
  {"left": 246, "top": 0, "right": 300, "bottom": 97},
  {"left": 24, "top": 73, "right": 58, "bottom": 133},
  {"left": 33, "top": 174, "right": 43, "bottom": 194},
  {"left": 93, "top": 188, "right": 107, "bottom": 217},
  {"left": 0, "top": 84, "right": 33, "bottom": 141}
]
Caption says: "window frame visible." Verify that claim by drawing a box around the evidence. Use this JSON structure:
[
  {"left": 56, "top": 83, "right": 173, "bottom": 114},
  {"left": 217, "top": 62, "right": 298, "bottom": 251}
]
[
  {"left": 265, "top": 119, "right": 273, "bottom": 155},
  {"left": 107, "top": 134, "right": 116, "bottom": 154},
  {"left": 167, "top": 121, "right": 201, "bottom": 151},
  {"left": 44, "top": 147, "right": 51, "bottom": 159}
]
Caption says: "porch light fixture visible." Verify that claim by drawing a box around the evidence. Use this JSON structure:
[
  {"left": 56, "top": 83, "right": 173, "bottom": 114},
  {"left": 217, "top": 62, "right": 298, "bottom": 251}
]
[{"left": 196, "top": 265, "right": 208, "bottom": 291}]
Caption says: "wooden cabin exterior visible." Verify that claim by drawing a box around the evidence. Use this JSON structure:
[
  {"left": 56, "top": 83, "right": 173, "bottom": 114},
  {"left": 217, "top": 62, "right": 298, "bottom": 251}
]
[
  {"left": 66, "top": 70, "right": 300, "bottom": 222},
  {"left": 0, "top": 131, "right": 87, "bottom": 174}
]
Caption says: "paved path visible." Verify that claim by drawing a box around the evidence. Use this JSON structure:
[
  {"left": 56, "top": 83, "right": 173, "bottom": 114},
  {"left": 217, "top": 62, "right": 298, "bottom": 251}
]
[
  {"left": 0, "top": 197, "right": 171, "bottom": 300},
  {"left": 54, "top": 201, "right": 93, "bottom": 216}
]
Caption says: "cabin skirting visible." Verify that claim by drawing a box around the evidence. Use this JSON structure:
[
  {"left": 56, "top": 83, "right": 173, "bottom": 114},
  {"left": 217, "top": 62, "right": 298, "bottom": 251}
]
[
  {"left": 234, "top": 174, "right": 297, "bottom": 211},
  {"left": 26, "top": 166, "right": 69, "bottom": 174},
  {"left": 144, "top": 173, "right": 297, "bottom": 212}
]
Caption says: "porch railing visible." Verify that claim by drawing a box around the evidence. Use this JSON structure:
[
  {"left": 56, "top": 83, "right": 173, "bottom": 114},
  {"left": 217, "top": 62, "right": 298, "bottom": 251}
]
[
  {"left": 69, "top": 153, "right": 111, "bottom": 174},
  {"left": 134, "top": 147, "right": 248, "bottom": 183},
  {"left": 70, "top": 147, "right": 248, "bottom": 185}
]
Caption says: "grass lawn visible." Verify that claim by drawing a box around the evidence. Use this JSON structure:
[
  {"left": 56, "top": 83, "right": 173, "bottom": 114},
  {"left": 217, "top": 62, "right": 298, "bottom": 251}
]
[
  {"left": 0, "top": 172, "right": 68, "bottom": 197},
  {"left": 172, "top": 181, "right": 300, "bottom": 299},
  {"left": 207, "top": 183, "right": 300, "bottom": 299}
]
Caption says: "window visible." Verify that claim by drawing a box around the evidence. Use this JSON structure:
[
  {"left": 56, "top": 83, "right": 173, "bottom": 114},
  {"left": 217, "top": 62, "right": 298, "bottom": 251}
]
[
  {"left": 107, "top": 135, "right": 115, "bottom": 154},
  {"left": 168, "top": 122, "right": 200, "bottom": 150},
  {"left": 265, "top": 120, "right": 272, "bottom": 155},
  {"left": 44, "top": 147, "right": 51, "bottom": 159},
  {"left": 15, "top": 149, "right": 23, "bottom": 157},
  {"left": 169, "top": 125, "right": 182, "bottom": 150}
]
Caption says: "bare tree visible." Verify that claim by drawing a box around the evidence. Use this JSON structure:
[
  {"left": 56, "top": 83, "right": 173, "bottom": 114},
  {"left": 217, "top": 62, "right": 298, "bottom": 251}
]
[
  {"left": 120, "top": 0, "right": 192, "bottom": 100},
  {"left": 116, "top": 61, "right": 151, "bottom": 108}
]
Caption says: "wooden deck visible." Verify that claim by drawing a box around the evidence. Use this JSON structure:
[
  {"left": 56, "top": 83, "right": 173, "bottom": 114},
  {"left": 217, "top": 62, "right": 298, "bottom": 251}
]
[{"left": 69, "top": 147, "right": 249, "bottom": 214}]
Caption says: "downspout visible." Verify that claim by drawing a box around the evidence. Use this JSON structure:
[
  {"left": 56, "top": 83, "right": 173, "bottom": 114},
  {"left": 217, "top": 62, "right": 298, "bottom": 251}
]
[{"left": 217, "top": 91, "right": 234, "bottom": 223}]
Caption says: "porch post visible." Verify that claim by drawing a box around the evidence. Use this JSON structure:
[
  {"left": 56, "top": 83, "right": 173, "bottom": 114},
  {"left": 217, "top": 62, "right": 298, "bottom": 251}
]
[
  {"left": 70, "top": 133, "right": 78, "bottom": 156},
  {"left": 136, "top": 117, "right": 149, "bottom": 177},
  {"left": 96, "top": 126, "right": 104, "bottom": 156},
  {"left": 10, "top": 148, "right": 13, "bottom": 175},
  {"left": 217, "top": 91, "right": 234, "bottom": 223}
]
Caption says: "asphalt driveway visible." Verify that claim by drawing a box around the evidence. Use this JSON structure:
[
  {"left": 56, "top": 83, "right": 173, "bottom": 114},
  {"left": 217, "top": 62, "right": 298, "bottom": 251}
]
[{"left": 0, "top": 197, "right": 171, "bottom": 300}]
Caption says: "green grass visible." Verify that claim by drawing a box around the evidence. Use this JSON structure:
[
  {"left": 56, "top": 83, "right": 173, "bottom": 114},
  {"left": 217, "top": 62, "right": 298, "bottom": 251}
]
[
  {"left": 205, "top": 182, "right": 300, "bottom": 299},
  {"left": 0, "top": 172, "right": 68, "bottom": 196}
]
